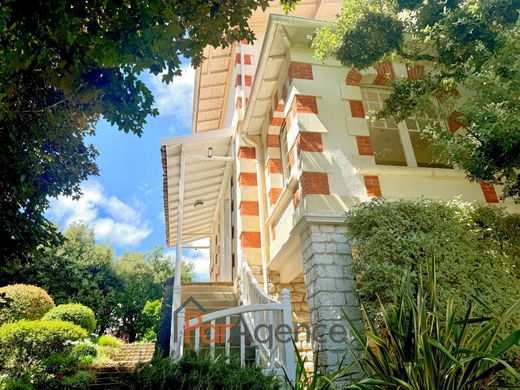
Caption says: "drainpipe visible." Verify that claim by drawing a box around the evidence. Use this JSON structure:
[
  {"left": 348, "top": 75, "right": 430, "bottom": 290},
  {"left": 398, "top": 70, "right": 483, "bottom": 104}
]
[{"left": 238, "top": 43, "right": 270, "bottom": 294}]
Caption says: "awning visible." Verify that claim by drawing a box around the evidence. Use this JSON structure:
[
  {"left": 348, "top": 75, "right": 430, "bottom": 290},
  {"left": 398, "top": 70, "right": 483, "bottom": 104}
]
[{"left": 161, "top": 128, "right": 235, "bottom": 246}]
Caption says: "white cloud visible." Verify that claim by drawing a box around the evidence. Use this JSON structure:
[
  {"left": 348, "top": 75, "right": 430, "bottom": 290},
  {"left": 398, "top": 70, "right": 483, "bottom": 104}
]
[
  {"left": 47, "top": 181, "right": 152, "bottom": 248},
  {"left": 147, "top": 64, "right": 195, "bottom": 129}
]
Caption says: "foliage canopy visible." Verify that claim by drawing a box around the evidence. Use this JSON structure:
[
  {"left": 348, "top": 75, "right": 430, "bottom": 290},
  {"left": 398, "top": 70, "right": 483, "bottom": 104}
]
[{"left": 313, "top": 0, "right": 520, "bottom": 199}]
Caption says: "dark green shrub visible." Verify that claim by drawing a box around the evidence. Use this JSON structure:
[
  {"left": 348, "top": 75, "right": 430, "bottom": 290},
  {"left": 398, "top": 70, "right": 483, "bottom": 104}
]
[
  {"left": 345, "top": 198, "right": 520, "bottom": 356},
  {"left": 0, "top": 320, "right": 87, "bottom": 367},
  {"left": 0, "top": 284, "right": 54, "bottom": 324},
  {"left": 98, "top": 334, "right": 123, "bottom": 347},
  {"left": 43, "top": 303, "right": 96, "bottom": 333},
  {"left": 127, "top": 349, "right": 279, "bottom": 389},
  {"left": 343, "top": 266, "right": 520, "bottom": 388},
  {"left": 42, "top": 353, "right": 79, "bottom": 375},
  {"left": 39, "top": 371, "right": 95, "bottom": 390},
  {"left": 71, "top": 343, "right": 97, "bottom": 359}
]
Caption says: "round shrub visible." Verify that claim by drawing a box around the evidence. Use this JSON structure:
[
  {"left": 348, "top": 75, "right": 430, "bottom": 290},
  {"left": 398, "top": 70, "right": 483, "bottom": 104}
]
[
  {"left": 98, "top": 334, "right": 123, "bottom": 348},
  {"left": 43, "top": 303, "right": 96, "bottom": 333},
  {"left": 0, "top": 284, "right": 54, "bottom": 324},
  {"left": 71, "top": 343, "right": 97, "bottom": 359},
  {"left": 0, "top": 320, "right": 87, "bottom": 365}
]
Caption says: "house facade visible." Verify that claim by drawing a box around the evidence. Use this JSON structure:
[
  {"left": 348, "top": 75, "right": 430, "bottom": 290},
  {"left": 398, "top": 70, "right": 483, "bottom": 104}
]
[{"left": 160, "top": 2, "right": 519, "bottom": 373}]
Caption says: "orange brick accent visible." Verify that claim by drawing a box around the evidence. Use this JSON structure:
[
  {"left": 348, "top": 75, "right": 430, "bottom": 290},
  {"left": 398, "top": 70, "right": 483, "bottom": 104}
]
[
  {"left": 356, "top": 136, "right": 374, "bottom": 155},
  {"left": 295, "top": 95, "right": 318, "bottom": 114},
  {"left": 346, "top": 68, "right": 362, "bottom": 85},
  {"left": 373, "top": 61, "right": 395, "bottom": 85},
  {"left": 293, "top": 185, "right": 300, "bottom": 208},
  {"left": 282, "top": 85, "right": 288, "bottom": 102},
  {"left": 447, "top": 111, "right": 463, "bottom": 133},
  {"left": 266, "top": 134, "right": 280, "bottom": 148},
  {"left": 238, "top": 147, "right": 255, "bottom": 159},
  {"left": 364, "top": 176, "right": 382, "bottom": 197},
  {"left": 301, "top": 172, "right": 330, "bottom": 195},
  {"left": 269, "top": 188, "right": 282, "bottom": 206},
  {"left": 288, "top": 61, "right": 313, "bottom": 82},
  {"left": 235, "top": 53, "right": 252, "bottom": 65},
  {"left": 241, "top": 232, "right": 261, "bottom": 248},
  {"left": 236, "top": 74, "right": 253, "bottom": 86},
  {"left": 349, "top": 100, "right": 365, "bottom": 118},
  {"left": 298, "top": 132, "right": 323, "bottom": 152},
  {"left": 238, "top": 172, "right": 257, "bottom": 186},
  {"left": 289, "top": 145, "right": 296, "bottom": 169},
  {"left": 239, "top": 201, "right": 259, "bottom": 216},
  {"left": 271, "top": 117, "right": 283, "bottom": 126},
  {"left": 480, "top": 182, "right": 499, "bottom": 203},
  {"left": 273, "top": 90, "right": 283, "bottom": 112},
  {"left": 236, "top": 97, "right": 249, "bottom": 109},
  {"left": 406, "top": 64, "right": 424, "bottom": 80},
  {"left": 267, "top": 158, "right": 282, "bottom": 174}
]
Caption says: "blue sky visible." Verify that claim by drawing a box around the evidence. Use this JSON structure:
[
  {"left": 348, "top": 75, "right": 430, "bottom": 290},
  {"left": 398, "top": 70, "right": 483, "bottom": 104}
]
[{"left": 46, "top": 62, "right": 211, "bottom": 281}]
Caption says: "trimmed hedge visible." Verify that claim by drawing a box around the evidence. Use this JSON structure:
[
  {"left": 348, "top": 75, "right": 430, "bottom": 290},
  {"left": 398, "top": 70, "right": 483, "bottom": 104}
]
[
  {"left": 0, "top": 284, "right": 54, "bottom": 324},
  {"left": 71, "top": 343, "right": 97, "bottom": 359},
  {"left": 0, "top": 320, "right": 87, "bottom": 366},
  {"left": 43, "top": 303, "right": 96, "bottom": 333},
  {"left": 98, "top": 334, "right": 123, "bottom": 348}
]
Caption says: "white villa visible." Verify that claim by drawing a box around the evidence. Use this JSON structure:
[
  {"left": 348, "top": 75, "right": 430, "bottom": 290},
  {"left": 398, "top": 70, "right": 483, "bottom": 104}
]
[{"left": 160, "top": 0, "right": 519, "bottom": 376}]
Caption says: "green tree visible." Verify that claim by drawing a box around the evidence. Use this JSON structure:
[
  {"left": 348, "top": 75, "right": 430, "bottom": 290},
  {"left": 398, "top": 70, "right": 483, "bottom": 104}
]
[
  {"left": 112, "top": 250, "right": 193, "bottom": 342},
  {"left": 0, "top": 0, "right": 305, "bottom": 266},
  {"left": 313, "top": 0, "right": 520, "bottom": 199}
]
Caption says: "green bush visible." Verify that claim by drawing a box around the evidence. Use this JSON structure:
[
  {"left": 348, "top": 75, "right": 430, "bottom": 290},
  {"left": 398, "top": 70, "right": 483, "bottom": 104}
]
[
  {"left": 0, "top": 320, "right": 87, "bottom": 367},
  {"left": 126, "top": 349, "right": 279, "bottom": 389},
  {"left": 98, "top": 334, "right": 123, "bottom": 348},
  {"left": 345, "top": 198, "right": 520, "bottom": 356},
  {"left": 0, "top": 284, "right": 54, "bottom": 324},
  {"left": 71, "top": 343, "right": 97, "bottom": 359},
  {"left": 43, "top": 303, "right": 96, "bottom": 333}
]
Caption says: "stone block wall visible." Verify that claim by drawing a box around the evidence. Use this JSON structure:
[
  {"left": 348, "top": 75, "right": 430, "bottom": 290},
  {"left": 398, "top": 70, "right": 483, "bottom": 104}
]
[{"left": 300, "top": 223, "right": 363, "bottom": 373}]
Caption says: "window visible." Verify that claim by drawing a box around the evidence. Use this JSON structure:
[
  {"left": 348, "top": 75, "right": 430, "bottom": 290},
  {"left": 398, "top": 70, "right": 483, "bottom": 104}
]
[
  {"left": 404, "top": 118, "right": 452, "bottom": 168},
  {"left": 361, "top": 88, "right": 451, "bottom": 169},
  {"left": 362, "top": 89, "right": 407, "bottom": 166},
  {"left": 279, "top": 121, "right": 291, "bottom": 185}
]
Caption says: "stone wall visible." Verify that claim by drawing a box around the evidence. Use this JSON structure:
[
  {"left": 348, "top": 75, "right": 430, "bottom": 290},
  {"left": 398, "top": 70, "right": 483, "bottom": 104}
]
[
  {"left": 268, "top": 271, "right": 313, "bottom": 371},
  {"left": 300, "top": 223, "right": 363, "bottom": 373}
]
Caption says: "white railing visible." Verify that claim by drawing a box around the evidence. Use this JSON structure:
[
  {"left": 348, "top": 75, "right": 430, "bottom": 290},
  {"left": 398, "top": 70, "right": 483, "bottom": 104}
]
[{"left": 173, "top": 265, "right": 295, "bottom": 381}]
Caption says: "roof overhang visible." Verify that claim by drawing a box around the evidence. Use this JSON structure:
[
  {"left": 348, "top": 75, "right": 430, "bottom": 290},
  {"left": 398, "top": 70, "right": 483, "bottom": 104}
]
[
  {"left": 161, "top": 128, "right": 235, "bottom": 246},
  {"left": 243, "top": 15, "right": 328, "bottom": 136}
]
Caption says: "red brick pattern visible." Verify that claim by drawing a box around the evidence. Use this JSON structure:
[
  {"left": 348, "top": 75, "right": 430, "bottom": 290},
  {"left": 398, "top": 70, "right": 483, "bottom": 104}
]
[
  {"left": 297, "top": 132, "right": 323, "bottom": 152},
  {"left": 236, "top": 74, "right": 253, "bottom": 86},
  {"left": 293, "top": 185, "right": 300, "bottom": 208},
  {"left": 238, "top": 147, "right": 255, "bottom": 159},
  {"left": 301, "top": 172, "right": 330, "bottom": 195},
  {"left": 266, "top": 134, "right": 280, "bottom": 148},
  {"left": 241, "top": 232, "right": 261, "bottom": 248},
  {"left": 267, "top": 158, "right": 282, "bottom": 174},
  {"left": 288, "top": 145, "right": 296, "bottom": 169},
  {"left": 364, "top": 176, "right": 382, "bottom": 197},
  {"left": 373, "top": 61, "right": 395, "bottom": 85},
  {"left": 282, "top": 85, "right": 288, "bottom": 102},
  {"left": 406, "top": 64, "right": 424, "bottom": 80},
  {"left": 271, "top": 117, "right": 283, "bottom": 126},
  {"left": 295, "top": 95, "right": 318, "bottom": 114},
  {"left": 349, "top": 100, "right": 365, "bottom": 118},
  {"left": 269, "top": 188, "right": 282, "bottom": 206},
  {"left": 238, "top": 172, "right": 257, "bottom": 186},
  {"left": 356, "top": 136, "right": 374, "bottom": 156},
  {"left": 288, "top": 62, "right": 313, "bottom": 82},
  {"left": 239, "top": 201, "right": 259, "bottom": 216},
  {"left": 447, "top": 111, "right": 462, "bottom": 133},
  {"left": 346, "top": 68, "right": 362, "bottom": 85},
  {"left": 235, "top": 53, "right": 252, "bottom": 65},
  {"left": 480, "top": 182, "right": 499, "bottom": 203}
]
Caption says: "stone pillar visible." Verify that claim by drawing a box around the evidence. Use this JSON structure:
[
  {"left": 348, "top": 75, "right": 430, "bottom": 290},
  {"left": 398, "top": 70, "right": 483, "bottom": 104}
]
[{"left": 300, "top": 223, "right": 363, "bottom": 373}]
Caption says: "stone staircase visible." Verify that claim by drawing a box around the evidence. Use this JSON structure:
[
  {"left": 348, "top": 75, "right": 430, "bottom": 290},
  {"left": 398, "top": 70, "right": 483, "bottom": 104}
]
[{"left": 180, "top": 282, "right": 256, "bottom": 362}]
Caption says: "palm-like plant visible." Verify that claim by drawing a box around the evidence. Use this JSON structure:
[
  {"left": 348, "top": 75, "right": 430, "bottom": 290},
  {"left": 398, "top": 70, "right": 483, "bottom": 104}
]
[{"left": 343, "top": 260, "right": 520, "bottom": 389}]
